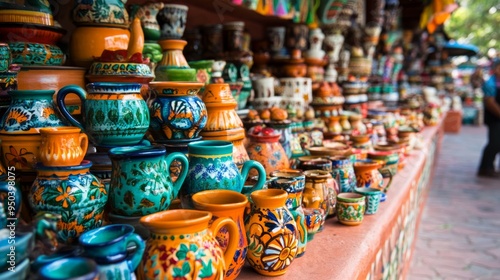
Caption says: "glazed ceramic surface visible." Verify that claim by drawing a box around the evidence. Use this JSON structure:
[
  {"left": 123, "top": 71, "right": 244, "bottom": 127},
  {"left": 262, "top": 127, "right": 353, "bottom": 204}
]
[
  {"left": 0, "top": 134, "right": 40, "bottom": 172},
  {"left": 79, "top": 224, "right": 145, "bottom": 280},
  {"left": 39, "top": 126, "right": 88, "bottom": 167},
  {"left": 245, "top": 189, "right": 298, "bottom": 276},
  {"left": 108, "top": 145, "right": 188, "bottom": 216},
  {"left": 267, "top": 121, "right": 293, "bottom": 159},
  {"left": 336, "top": 192, "right": 365, "bottom": 226},
  {"left": 191, "top": 190, "right": 248, "bottom": 280},
  {"left": 129, "top": 2, "right": 164, "bottom": 41},
  {"left": 329, "top": 156, "right": 357, "bottom": 193},
  {"left": 157, "top": 4, "right": 188, "bottom": 39},
  {"left": 139, "top": 209, "right": 239, "bottom": 279},
  {"left": 38, "top": 257, "right": 99, "bottom": 280},
  {"left": 303, "top": 208, "right": 325, "bottom": 241},
  {"left": 72, "top": 0, "right": 129, "bottom": 26},
  {"left": 354, "top": 187, "right": 382, "bottom": 215},
  {"left": 353, "top": 159, "right": 392, "bottom": 193},
  {"left": 148, "top": 82, "right": 207, "bottom": 141},
  {"left": 0, "top": 229, "right": 32, "bottom": 271},
  {"left": 201, "top": 83, "right": 243, "bottom": 132},
  {"left": 181, "top": 140, "right": 266, "bottom": 208},
  {"left": 268, "top": 170, "right": 308, "bottom": 258},
  {"left": 57, "top": 83, "right": 150, "bottom": 146},
  {"left": 246, "top": 134, "right": 290, "bottom": 176},
  {"left": 303, "top": 170, "right": 330, "bottom": 219},
  {"left": 8, "top": 42, "right": 64, "bottom": 66},
  {"left": 29, "top": 160, "right": 108, "bottom": 243}
]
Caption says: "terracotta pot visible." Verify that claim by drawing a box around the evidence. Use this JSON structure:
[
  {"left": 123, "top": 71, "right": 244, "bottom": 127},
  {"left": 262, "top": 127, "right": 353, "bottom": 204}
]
[
  {"left": 353, "top": 159, "right": 393, "bottom": 201},
  {"left": 39, "top": 126, "right": 88, "bottom": 167},
  {"left": 247, "top": 133, "right": 290, "bottom": 176}
]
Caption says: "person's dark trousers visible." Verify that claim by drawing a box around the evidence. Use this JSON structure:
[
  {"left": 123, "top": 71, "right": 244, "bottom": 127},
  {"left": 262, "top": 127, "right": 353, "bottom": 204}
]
[{"left": 479, "top": 122, "right": 500, "bottom": 172}]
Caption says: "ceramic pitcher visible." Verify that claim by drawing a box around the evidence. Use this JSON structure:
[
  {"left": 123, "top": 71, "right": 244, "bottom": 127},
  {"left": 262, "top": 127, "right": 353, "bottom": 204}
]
[
  {"left": 56, "top": 83, "right": 150, "bottom": 147},
  {"left": 191, "top": 190, "right": 248, "bottom": 280},
  {"left": 353, "top": 159, "right": 393, "bottom": 202},
  {"left": 180, "top": 140, "right": 266, "bottom": 208},
  {"left": 79, "top": 224, "right": 145, "bottom": 280},
  {"left": 108, "top": 145, "right": 188, "bottom": 216},
  {"left": 139, "top": 209, "right": 239, "bottom": 279},
  {"left": 39, "top": 126, "right": 88, "bottom": 167}
]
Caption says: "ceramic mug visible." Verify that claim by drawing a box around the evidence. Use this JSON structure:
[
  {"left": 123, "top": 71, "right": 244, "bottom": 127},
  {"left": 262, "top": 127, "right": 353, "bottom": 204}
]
[
  {"left": 39, "top": 126, "right": 88, "bottom": 166},
  {"left": 354, "top": 187, "right": 382, "bottom": 215},
  {"left": 38, "top": 257, "right": 99, "bottom": 280},
  {"left": 336, "top": 192, "right": 366, "bottom": 226},
  {"left": 79, "top": 224, "right": 145, "bottom": 280}
]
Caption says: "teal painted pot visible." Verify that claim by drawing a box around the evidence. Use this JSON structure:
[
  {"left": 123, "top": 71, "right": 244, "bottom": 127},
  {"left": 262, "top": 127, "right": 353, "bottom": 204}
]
[
  {"left": 108, "top": 145, "right": 188, "bottom": 216},
  {"left": 181, "top": 140, "right": 266, "bottom": 208},
  {"left": 329, "top": 156, "right": 357, "bottom": 193},
  {"left": 0, "top": 258, "right": 30, "bottom": 280},
  {"left": 79, "top": 224, "right": 145, "bottom": 280},
  {"left": 38, "top": 257, "right": 99, "bottom": 280},
  {"left": 354, "top": 187, "right": 382, "bottom": 215},
  {"left": 57, "top": 83, "right": 150, "bottom": 147},
  {"left": 9, "top": 42, "right": 64, "bottom": 66},
  {"left": 0, "top": 230, "right": 33, "bottom": 272}
]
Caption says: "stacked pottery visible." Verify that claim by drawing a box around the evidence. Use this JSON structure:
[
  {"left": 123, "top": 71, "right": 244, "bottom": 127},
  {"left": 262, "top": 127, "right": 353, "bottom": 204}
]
[
  {"left": 310, "top": 82, "right": 345, "bottom": 137},
  {"left": 279, "top": 76, "right": 312, "bottom": 116},
  {"left": 251, "top": 76, "right": 282, "bottom": 111},
  {"left": 70, "top": 0, "right": 130, "bottom": 67},
  {"left": 200, "top": 83, "right": 249, "bottom": 169},
  {"left": 28, "top": 126, "right": 108, "bottom": 244},
  {"left": 0, "top": 44, "right": 19, "bottom": 108}
]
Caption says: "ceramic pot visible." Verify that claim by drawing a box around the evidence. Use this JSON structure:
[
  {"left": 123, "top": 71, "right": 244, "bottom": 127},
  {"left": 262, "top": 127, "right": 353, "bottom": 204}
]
[
  {"left": 247, "top": 133, "right": 290, "bottom": 176},
  {"left": 354, "top": 187, "right": 382, "bottom": 215},
  {"left": 70, "top": 26, "right": 130, "bottom": 68},
  {"left": 29, "top": 160, "right": 108, "bottom": 243},
  {"left": 189, "top": 60, "right": 214, "bottom": 85},
  {"left": 139, "top": 209, "right": 240, "bottom": 279},
  {"left": 57, "top": 83, "right": 150, "bottom": 147},
  {"left": 0, "top": 71, "right": 17, "bottom": 106},
  {"left": 336, "top": 192, "right": 365, "bottom": 226},
  {"left": 39, "top": 126, "right": 88, "bottom": 167},
  {"left": 286, "top": 23, "right": 309, "bottom": 52},
  {"left": 223, "top": 21, "right": 245, "bottom": 53},
  {"left": 154, "top": 39, "right": 195, "bottom": 81},
  {"left": 367, "top": 150, "right": 399, "bottom": 176},
  {"left": 38, "top": 257, "right": 99, "bottom": 280},
  {"left": 245, "top": 189, "right": 298, "bottom": 276},
  {"left": 303, "top": 170, "right": 330, "bottom": 221},
  {"left": 181, "top": 140, "right": 266, "bottom": 208},
  {"left": 191, "top": 190, "right": 248, "bottom": 280},
  {"left": 79, "top": 224, "right": 145, "bottom": 280},
  {"left": 267, "top": 26, "right": 286, "bottom": 57},
  {"left": 130, "top": 2, "right": 164, "bottom": 41},
  {"left": 201, "top": 24, "right": 224, "bottom": 59},
  {"left": 329, "top": 156, "right": 357, "bottom": 193},
  {"left": 148, "top": 81, "right": 207, "bottom": 141},
  {"left": 267, "top": 120, "right": 293, "bottom": 159},
  {"left": 353, "top": 159, "right": 393, "bottom": 201},
  {"left": 108, "top": 145, "right": 188, "bottom": 216},
  {"left": 72, "top": 0, "right": 129, "bottom": 26},
  {"left": 8, "top": 42, "right": 64, "bottom": 66},
  {"left": 252, "top": 76, "right": 275, "bottom": 98},
  {"left": 0, "top": 43, "right": 11, "bottom": 72},
  {"left": 157, "top": 4, "right": 188, "bottom": 39},
  {"left": 303, "top": 207, "right": 325, "bottom": 241},
  {"left": 268, "top": 170, "right": 308, "bottom": 258}
]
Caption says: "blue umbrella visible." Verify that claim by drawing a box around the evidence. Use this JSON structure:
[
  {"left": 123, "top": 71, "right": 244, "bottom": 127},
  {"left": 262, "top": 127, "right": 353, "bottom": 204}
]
[{"left": 443, "top": 41, "right": 479, "bottom": 57}]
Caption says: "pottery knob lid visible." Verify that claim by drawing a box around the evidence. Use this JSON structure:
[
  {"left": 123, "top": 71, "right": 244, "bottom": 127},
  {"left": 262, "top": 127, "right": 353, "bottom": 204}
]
[{"left": 313, "top": 81, "right": 332, "bottom": 98}]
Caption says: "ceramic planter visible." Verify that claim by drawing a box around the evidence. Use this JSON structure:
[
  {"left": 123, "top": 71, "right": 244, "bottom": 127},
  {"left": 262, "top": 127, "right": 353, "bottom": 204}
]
[{"left": 336, "top": 192, "right": 366, "bottom": 226}]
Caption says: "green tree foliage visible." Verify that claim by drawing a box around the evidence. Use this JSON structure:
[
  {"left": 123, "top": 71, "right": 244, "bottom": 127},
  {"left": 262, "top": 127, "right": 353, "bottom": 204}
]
[{"left": 445, "top": 0, "right": 500, "bottom": 54}]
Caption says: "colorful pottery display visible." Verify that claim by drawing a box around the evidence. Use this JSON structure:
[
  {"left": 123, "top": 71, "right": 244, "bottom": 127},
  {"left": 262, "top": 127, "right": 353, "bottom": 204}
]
[
  {"left": 329, "top": 156, "right": 357, "bottom": 193},
  {"left": 148, "top": 81, "right": 207, "bottom": 142},
  {"left": 191, "top": 190, "right": 248, "bottom": 280},
  {"left": 139, "top": 209, "right": 239, "bottom": 279},
  {"left": 39, "top": 127, "right": 88, "bottom": 167},
  {"left": 79, "top": 224, "right": 145, "bottom": 280},
  {"left": 108, "top": 145, "right": 188, "bottom": 216},
  {"left": 354, "top": 187, "right": 382, "bottom": 215},
  {"left": 268, "top": 170, "right": 308, "bottom": 257},
  {"left": 245, "top": 188, "right": 298, "bottom": 276},
  {"left": 28, "top": 160, "right": 108, "bottom": 243},
  {"left": 336, "top": 192, "right": 366, "bottom": 226},
  {"left": 57, "top": 83, "right": 150, "bottom": 147},
  {"left": 181, "top": 140, "right": 266, "bottom": 208},
  {"left": 246, "top": 130, "right": 290, "bottom": 176}
]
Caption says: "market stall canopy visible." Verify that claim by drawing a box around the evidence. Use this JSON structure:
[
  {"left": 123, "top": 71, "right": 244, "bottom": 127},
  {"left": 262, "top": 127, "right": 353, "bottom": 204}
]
[{"left": 443, "top": 41, "right": 479, "bottom": 57}]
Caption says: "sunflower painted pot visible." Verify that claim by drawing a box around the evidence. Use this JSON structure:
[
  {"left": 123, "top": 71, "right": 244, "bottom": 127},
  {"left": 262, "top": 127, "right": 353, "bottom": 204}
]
[
  {"left": 245, "top": 189, "right": 298, "bottom": 276},
  {"left": 28, "top": 160, "right": 108, "bottom": 243},
  {"left": 148, "top": 81, "right": 207, "bottom": 141},
  {"left": 139, "top": 209, "right": 239, "bottom": 279},
  {"left": 57, "top": 83, "right": 150, "bottom": 147}
]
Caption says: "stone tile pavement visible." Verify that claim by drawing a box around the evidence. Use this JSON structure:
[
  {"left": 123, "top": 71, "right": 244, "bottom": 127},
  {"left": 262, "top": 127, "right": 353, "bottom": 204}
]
[{"left": 408, "top": 125, "right": 500, "bottom": 280}]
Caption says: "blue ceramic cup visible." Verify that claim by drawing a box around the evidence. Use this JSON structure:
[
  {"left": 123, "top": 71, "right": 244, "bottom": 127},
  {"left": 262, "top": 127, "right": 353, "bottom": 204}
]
[{"left": 38, "top": 257, "right": 98, "bottom": 280}]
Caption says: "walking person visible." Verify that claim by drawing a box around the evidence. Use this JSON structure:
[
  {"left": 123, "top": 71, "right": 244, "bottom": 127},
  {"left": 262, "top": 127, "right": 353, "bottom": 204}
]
[{"left": 477, "top": 59, "right": 500, "bottom": 178}]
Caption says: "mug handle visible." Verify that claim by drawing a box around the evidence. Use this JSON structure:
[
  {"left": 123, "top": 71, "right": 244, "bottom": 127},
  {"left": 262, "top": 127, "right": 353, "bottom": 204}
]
[
  {"left": 125, "top": 233, "right": 146, "bottom": 272},
  {"left": 209, "top": 217, "right": 239, "bottom": 272},
  {"left": 239, "top": 160, "right": 266, "bottom": 195},
  {"left": 164, "top": 152, "right": 189, "bottom": 198},
  {"left": 79, "top": 133, "right": 89, "bottom": 156},
  {"left": 0, "top": 181, "right": 21, "bottom": 218},
  {"left": 56, "top": 85, "right": 87, "bottom": 130},
  {"left": 378, "top": 167, "right": 393, "bottom": 193}
]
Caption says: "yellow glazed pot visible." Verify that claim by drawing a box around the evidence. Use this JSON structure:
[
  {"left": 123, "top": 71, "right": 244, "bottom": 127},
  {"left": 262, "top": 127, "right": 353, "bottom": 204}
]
[
  {"left": 139, "top": 209, "right": 239, "bottom": 280},
  {"left": 69, "top": 26, "right": 130, "bottom": 68}
]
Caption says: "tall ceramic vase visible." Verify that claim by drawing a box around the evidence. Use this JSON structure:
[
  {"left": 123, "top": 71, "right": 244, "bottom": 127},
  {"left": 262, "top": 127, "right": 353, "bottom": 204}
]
[
  {"left": 245, "top": 188, "right": 298, "bottom": 276},
  {"left": 191, "top": 190, "right": 248, "bottom": 280},
  {"left": 139, "top": 209, "right": 240, "bottom": 279},
  {"left": 269, "top": 170, "right": 308, "bottom": 257}
]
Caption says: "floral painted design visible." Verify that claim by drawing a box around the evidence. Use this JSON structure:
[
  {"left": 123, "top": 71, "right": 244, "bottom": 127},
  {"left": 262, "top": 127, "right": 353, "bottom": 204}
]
[
  {"left": 261, "top": 234, "right": 298, "bottom": 271},
  {"left": 4, "top": 146, "right": 35, "bottom": 169},
  {"left": 336, "top": 203, "right": 365, "bottom": 226}
]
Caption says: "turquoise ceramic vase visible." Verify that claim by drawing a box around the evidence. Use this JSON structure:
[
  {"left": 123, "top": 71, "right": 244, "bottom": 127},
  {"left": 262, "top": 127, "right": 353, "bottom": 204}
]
[
  {"left": 56, "top": 83, "right": 150, "bottom": 147},
  {"left": 28, "top": 160, "right": 108, "bottom": 243},
  {"left": 180, "top": 140, "right": 266, "bottom": 208},
  {"left": 79, "top": 224, "right": 145, "bottom": 280},
  {"left": 108, "top": 145, "right": 188, "bottom": 216}
]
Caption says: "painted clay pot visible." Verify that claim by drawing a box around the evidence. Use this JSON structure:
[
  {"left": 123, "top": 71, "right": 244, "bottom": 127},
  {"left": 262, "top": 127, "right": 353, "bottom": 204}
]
[
  {"left": 353, "top": 159, "right": 393, "bottom": 201},
  {"left": 39, "top": 127, "right": 88, "bottom": 167},
  {"left": 329, "top": 156, "right": 357, "bottom": 193},
  {"left": 28, "top": 160, "right": 108, "bottom": 243},
  {"left": 139, "top": 209, "right": 240, "bottom": 279},
  {"left": 72, "top": 0, "right": 129, "bottom": 26},
  {"left": 246, "top": 133, "right": 290, "bottom": 176},
  {"left": 267, "top": 120, "right": 293, "bottom": 159},
  {"left": 79, "top": 224, "right": 145, "bottom": 280},
  {"left": 303, "top": 207, "right": 325, "bottom": 241},
  {"left": 129, "top": 2, "right": 164, "bottom": 41},
  {"left": 57, "top": 83, "right": 150, "bottom": 147},
  {"left": 367, "top": 150, "right": 399, "bottom": 176},
  {"left": 245, "top": 189, "right": 298, "bottom": 276},
  {"left": 154, "top": 40, "right": 194, "bottom": 81},
  {"left": 336, "top": 192, "right": 366, "bottom": 226},
  {"left": 191, "top": 190, "right": 248, "bottom": 280},
  {"left": 8, "top": 42, "right": 64, "bottom": 66},
  {"left": 38, "top": 258, "right": 99, "bottom": 280},
  {"left": 181, "top": 140, "right": 266, "bottom": 208},
  {"left": 148, "top": 81, "right": 207, "bottom": 141},
  {"left": 303, "top": 170, "right": 330, "bottom": 222},
  {"left": 268, "top": 170, "right": 308, "bottom": 258},
  {"left": 354, "top": 187, "right": 382, "bottom": 215},
  {"left": 189, "top": 60, "right": 214, "bottom": 85},
  {"left": 157, "top": 4, "right": 189, "bottom": 39}
]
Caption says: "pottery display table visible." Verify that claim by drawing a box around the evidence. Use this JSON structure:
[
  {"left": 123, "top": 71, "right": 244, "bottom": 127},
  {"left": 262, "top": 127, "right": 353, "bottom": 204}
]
[{"left": 237, "top": 121, "right": 444, "bottom": 279}]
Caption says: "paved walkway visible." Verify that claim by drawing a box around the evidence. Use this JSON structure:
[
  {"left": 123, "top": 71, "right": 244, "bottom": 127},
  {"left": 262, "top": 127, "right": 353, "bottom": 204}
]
[{"left": 408, "top": 125, "right": 500, "bottom": 280}]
